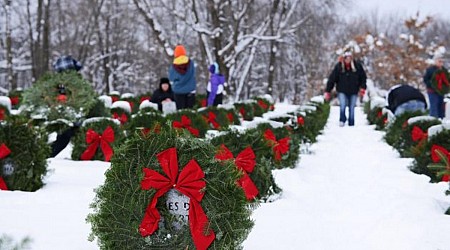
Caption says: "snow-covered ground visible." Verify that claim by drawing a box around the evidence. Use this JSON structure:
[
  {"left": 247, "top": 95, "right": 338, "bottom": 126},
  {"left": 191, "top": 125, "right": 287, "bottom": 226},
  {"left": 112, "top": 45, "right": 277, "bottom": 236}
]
[{"left": 1, "top": 106, "right": 450, "bottom": 250}]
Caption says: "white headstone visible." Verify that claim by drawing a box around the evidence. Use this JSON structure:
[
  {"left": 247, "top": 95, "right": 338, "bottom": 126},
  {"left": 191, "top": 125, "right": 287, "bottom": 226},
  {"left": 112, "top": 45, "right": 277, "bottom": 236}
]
[
  {"left": 166, "top": 189, "right": 190, "bottom": 230},
  {"left": 445, "top": 101, "right": 450, "bottom": 121},
  {"left": 162, "top": 102, "right": 177, "bottom": 114}
]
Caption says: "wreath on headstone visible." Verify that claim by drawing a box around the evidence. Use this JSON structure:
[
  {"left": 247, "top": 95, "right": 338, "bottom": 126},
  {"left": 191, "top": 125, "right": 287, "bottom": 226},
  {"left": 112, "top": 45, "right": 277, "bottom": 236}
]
[
  {"left": 87, "top": 127, "right": 253, "bottom": 249},
  {"left": 234, "top": 103, "right": 254, "bottom": 121},
  {"left": 198, "top": 107, "right": 231, "bottom": 131},
  {"left": 71, "top": 118, "right": 124, "bottom": 162},
  {"left": 431, "top": 68, "right": 450, "bottom": 96},
  {"left": 21, "top": 71, "right": 97, "bottom": 122},
  {"left": 397, "top": 119, "right": 440, "bottom": 158},
  {"left": 0, "top": 120, "right": 49, "bottom": 191},
  {"left": 166, "top": 111, "right": 209, "bottom": 138},
  {"left": 127, "top": 112, "right": 165, "bottom": 137}
]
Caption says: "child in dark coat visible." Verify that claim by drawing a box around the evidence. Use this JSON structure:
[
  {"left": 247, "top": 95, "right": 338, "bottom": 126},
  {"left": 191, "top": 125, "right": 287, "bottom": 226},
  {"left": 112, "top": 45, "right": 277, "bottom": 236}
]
[{"left": 151, "top": 77, "right": 175, "bottom": 111}]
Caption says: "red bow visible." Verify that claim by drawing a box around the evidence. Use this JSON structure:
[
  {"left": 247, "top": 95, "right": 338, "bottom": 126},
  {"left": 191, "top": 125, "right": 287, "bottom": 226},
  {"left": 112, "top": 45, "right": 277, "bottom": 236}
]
[
  {"left": 113, "top": 112, "right": 128, "bottom": 124},
  {"left": 435, "top": 72, "right": 449, "bottom": 90},
  {"left": 140, "top": 147, "right": 215, "bottom": 250},
  {"left": 201, "top": 99, "right": 207, "bottom": 107},
  {"left": 239, "top": 107, "right": 246, "bottom": 117},
  {"left": 411, "top": 126, "right": 427, "bottom": 142},
  {"left": 264, "top": 129, "right": 290, "bottom": 161},
  {"left": 0, "top": 109, "right": 5, "bottom": 121},
  {"left": 0, "top": 143, "right": 11, "bottom": 190},
  {"left": 430, "top": 145, "right": 450, "bottom": 182},
  {"left": 297, "top": 116, "right": 305, "bottom": 126},
  {"left": 173, "top": 115, "right": 199, "bottom": 137},
  {"left": 377, "top": 110, "right": 383, "bottom": 118},
  {"left": 215, "top": 144, "right": 259, "bottom": 200},
  {"left": 226, "top": 112, "right": 234, "bottom": 123},
  {"left": 258, "top": 100, "right": 268, "bottom": 110},
  {"left": 10, "top": 96, "right": 19, "bottom": 106},
  {"left": 205, "top": 112, "right": 220, "bottom": 129},
  {"left": 111, "top": 96, "right": 119, "bottom": 103},
  {"left": 140, "top": 96, "right": 150, "bottom": 104},
  {"left": 57, "top": 94, "right": 67, "bottom": 103},
  {"left": 80, "top": 126, "right": 115, "bottom": 162}
]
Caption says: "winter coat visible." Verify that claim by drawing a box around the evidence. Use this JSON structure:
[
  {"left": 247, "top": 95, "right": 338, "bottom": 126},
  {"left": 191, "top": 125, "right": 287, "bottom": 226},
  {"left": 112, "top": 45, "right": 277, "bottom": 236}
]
[
  {"left": 423, "top": 65, "right": 448, "bottom": 94},
  {"left": 326, "top": 60, "right": 367, "bottom": 95},
  {"left": 151, "top": 82, "right": 175, "bottom": 111},
  {"left": 168, "top": 60, "right": 196, "bottom": 94},
  {"left": 207, "top": 73, "right": 225, "bottom": 106},
  {"left": 386, "top": 84, "right": 427, "bottom": 113}
]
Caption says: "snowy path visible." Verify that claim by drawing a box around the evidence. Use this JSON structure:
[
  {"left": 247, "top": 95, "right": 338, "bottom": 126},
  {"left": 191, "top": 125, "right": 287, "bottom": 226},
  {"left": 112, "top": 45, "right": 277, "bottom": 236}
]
[{"left": 243, "top": 106, "right": 450, "bottom": 250}]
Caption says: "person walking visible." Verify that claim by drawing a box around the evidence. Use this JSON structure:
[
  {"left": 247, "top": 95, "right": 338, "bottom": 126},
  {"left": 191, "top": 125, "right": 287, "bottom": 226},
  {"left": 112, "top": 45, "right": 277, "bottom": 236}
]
[
  {"left": 423, "top": 54, "right": 448, "bottom": 118},
  {"left": 151, "top": 77, "right": 175, "bottom": 111},
  {"left": 325, "top": 51, "right": 367, "bottom": 126},
  {"left": 207, "top": 62, "right": 225, "bottom": 106},
  {"left": 385, "top": 84, "right": 427, "bottom": 116},
  {"left": 168, "top": 45, "right": 197, "bottom": 110}
]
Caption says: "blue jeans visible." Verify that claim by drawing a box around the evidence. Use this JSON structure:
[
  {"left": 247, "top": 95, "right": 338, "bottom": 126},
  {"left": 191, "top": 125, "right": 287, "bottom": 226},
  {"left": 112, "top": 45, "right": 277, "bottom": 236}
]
[
  {"left": 394, "top": 100, "right": 426, "bottom": 116},
  {"left": 338, "top": 92, "right": 357, "bottom": 126},
  {"left": 428, "top": 92, "right": 444, "bottom": 118}
]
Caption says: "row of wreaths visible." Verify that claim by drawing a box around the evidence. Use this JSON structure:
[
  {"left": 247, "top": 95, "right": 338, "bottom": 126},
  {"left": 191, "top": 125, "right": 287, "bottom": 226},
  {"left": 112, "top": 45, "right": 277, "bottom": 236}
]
[
  {"left": 365, "top": 97, "right": 450, "bottom": 214},
  {"left": 1, "top": 94, "right": 329, "bottom": 249}
]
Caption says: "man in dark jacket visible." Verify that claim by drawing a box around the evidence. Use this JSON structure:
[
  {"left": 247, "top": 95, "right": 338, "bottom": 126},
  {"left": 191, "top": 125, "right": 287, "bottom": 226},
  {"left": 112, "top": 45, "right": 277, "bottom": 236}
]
[
  {"left": 423, "top": 55, "right": 447, "bottom": 118},
  {"left": 325, "top": 51, "right": 367, "bottom": 126},
  {"left": 385, "top": 84, "right": 427, "bottom": 116},
  {"left": 151, "top": 77, "right": 175, "bottom": 111}
]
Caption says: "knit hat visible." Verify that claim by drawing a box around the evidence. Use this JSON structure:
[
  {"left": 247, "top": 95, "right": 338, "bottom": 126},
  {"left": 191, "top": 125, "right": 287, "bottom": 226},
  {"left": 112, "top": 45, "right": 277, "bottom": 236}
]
[
  {"left": 174, "top": 45, "right": 186, "bottom": 58},
  {"left": 433, "top": 54, "right": 443, "bottom": 61},
  {"left": 343, "top": 51, "right": 353, "bottom": 58},
  {"left": 209, "top": 62, "right": 219, "bottom": 74},
  {"left": 160, "top": 77, "right": 170, "bottom": 84}
]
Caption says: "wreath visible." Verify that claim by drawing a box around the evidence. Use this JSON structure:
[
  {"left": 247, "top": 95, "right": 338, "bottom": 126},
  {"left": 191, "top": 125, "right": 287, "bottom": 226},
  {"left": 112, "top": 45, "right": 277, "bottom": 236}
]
[
  {"left": 431, "top": 68, "right": 450, "bottom": 96},
  {"left": 0, "top": 120, "right": 49, "bottom": 191},
  {"left": 87, "top": 127, "right": 253, "bottom": 249}
]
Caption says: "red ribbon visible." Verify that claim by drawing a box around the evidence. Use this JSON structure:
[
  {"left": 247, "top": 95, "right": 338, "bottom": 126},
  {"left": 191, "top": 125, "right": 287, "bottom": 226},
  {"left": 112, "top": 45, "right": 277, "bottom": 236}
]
[
  {"left": 435, "top": 72, "right": 449, "bottom": 90},
  {"left": 57, "top": 94, "right": 67, "bottom": 103},
  {"left": 264, "top": 129, "right": 290, "bottom": 161},
  {"left": 80, "top": 126, "right": 115, "bottom": 162},
  {"left": 111, "top": 96, "right": 119, "bottom": 103},
  {"left": 297, "top": 116, "right": 305, "bottom": 126},
  {"left": 205, "top": 112, "right": 220, "bottom": 129},
  {"left": 227, "top": 112, "right": 234, "bottom": 123},
  {"left": 215, "top": 144, "right": 259, "bottom": 200},
  {"left": 239, "top": 107, "right": 246, "bottom": 117},
  {"left": 139, "top": 147, "right": 215, "bottom": 250},
  {"left": 258, "top": 100, "right": 268, "bottom": 110},
  {"left": 377, "top": 110, "right": 382, "bottom": 118},
  {"left": 0, "top": 143, "right": 11, "bottom": 190},
  {"left": 430, "top": 145, "right": 450, "bottom": 182},
  {"left": 201, "top": 99, "right": 207, "bottom": 107},
  {"left": 173, "top": 115, "right": 199, "bottom": 137},
  {"left": 10, "top": 96, "right": 19, "bottom": 106},
  {"left": 0, "top": 108, "right": 5, "bottom": 121},
  {"left": 411, "top": 126, "right": 427, "bottom": 142},
  {"left": 140, "top": 96, "right": 150, "bottom": 104},
  {"left": 113, "top": 112, "right": 128, "bottom": 124}
]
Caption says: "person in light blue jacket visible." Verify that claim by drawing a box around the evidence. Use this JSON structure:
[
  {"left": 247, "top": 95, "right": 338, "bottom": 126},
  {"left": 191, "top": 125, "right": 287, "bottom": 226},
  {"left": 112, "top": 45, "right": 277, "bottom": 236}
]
[{"left": 168, "top": 45, "right": 197, "bottom": 109}]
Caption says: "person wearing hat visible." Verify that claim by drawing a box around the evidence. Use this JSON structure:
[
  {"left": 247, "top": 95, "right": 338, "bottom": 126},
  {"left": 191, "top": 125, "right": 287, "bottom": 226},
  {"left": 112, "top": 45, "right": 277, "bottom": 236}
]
[
  {"left": 423, "top": 54, "right": 448, "bottom": 118},
  {"left": 168, "top": 45, "right": 197, "bottom": 109},
  {"left": 207, "top": 62, "right": 226, "bottom": 106},
  {"left": 325, "top": 51, "right": 367, "bottom": 126},
  {"left": 151, "top": 77, "right": 175, "bottom": 111}
]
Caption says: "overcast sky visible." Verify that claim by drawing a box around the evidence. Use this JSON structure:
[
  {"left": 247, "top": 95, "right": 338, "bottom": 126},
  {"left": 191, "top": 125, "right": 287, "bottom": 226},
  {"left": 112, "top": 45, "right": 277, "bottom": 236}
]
[{"left": 347, "top": 0, "right": 449, "bottom": 20}]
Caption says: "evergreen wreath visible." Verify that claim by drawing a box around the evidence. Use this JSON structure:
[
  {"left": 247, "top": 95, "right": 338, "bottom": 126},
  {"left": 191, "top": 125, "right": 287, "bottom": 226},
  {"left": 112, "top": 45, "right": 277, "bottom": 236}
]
[
  {"left": 126, "top": 112, "right": 165, "bottom": 137},
  {"left": 0, "top": 119, "right": 50, "bottom": 191},
  {"left": 252, "top": 102, "right": 266, "bottom": 117},
  {"left": 0, "top": 104, "right": 9, "bottom": 121},
  {"left": 412, "top": 129, "right": 450, "bottom": 182},
  {"left": 384, "top": 110, "right": 426, "bottom": 148},
  {"left": 233, "top": 103, "right": 254, "bottom": 121},
  {"left": 195, "top": 94, "right": 208, "bottom": 109},
  {"left": 166, "top": 110, "right": 209, "bottom": 138},
  {"left": 21, "top": 71, "right": 97, "bottom": 122},
  {"left": 210, "top": 129, "right": 281, "bottom": 201},
  {"left": 198, "top": 107, "right": 231, "bottom": 131},
  {"left": 396, "top": 119, "right": 441, "bottom": 158},
  {"left": 431, "top": 68, "right": 450, "bottom": 96},
  {"left": 71, "top": 118, "right": 124, "bottom": 162},
  {"left": 87, "top": 127, "right": 253, "bottom": 249},
  {"left": 110, "top": 101, "right": 131, "bottom": 126},
  {"left": 253, "top": 97, "right": 274, "bottom": 114},
  {"left": 8, "top": 88, "right": 23, "bottom": 109}
]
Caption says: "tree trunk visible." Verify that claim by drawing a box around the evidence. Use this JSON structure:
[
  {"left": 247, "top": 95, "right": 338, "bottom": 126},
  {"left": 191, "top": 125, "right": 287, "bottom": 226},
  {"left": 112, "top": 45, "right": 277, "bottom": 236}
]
[{"left": 5, "top": 0, "right": 15, "bottom": 90}]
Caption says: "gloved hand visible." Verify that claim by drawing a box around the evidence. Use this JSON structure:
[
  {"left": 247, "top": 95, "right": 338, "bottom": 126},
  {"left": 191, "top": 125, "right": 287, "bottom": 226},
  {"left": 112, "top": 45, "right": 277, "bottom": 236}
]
[
  {"left": 359, "top": 88, "right": 366, "bottom": 97},
  {"left": 324, "top": 92, "right": 331, "bottom": 101}
]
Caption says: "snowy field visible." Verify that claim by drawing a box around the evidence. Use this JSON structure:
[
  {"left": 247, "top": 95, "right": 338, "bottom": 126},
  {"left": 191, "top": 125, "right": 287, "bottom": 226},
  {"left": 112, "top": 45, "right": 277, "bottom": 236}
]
[{"left": 1, "top": 106, "right": 450, "bottom": 250}]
